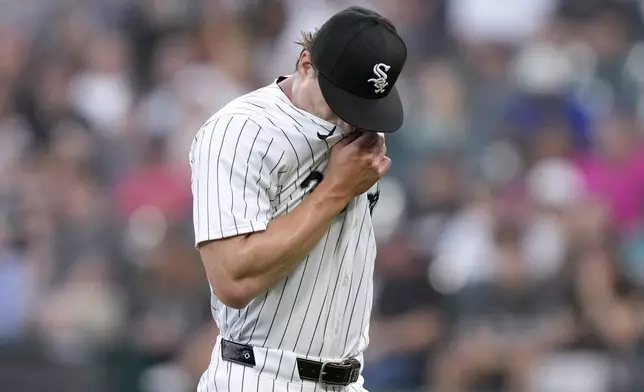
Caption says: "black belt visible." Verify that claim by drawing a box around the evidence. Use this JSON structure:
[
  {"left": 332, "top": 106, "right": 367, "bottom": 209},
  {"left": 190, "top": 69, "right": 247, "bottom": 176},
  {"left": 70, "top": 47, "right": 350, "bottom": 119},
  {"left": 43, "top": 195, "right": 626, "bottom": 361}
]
[{"left": 220, "top": 339, "right": 361, "bottom": 386}]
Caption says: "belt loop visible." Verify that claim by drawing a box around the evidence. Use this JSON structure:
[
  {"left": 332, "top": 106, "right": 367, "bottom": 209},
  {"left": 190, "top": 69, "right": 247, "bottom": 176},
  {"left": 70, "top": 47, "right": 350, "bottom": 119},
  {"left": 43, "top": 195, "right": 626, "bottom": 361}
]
[{"left": 221, "top": 339, "right": 257, "bottom": 367}]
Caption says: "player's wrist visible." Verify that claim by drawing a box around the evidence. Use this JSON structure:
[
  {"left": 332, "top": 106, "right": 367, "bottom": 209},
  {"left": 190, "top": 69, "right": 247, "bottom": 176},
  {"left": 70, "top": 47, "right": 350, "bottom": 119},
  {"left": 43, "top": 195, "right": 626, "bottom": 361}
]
[{"left": 313, "top": 179, "right": 354, "bottom": 210}]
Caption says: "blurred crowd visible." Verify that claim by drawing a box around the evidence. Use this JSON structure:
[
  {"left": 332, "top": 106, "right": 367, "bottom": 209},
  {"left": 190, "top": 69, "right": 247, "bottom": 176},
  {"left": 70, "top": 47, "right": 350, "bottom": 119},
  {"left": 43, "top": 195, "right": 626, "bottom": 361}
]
[{"left": 2, "top": 0, "right": 644, "bottom": 392}]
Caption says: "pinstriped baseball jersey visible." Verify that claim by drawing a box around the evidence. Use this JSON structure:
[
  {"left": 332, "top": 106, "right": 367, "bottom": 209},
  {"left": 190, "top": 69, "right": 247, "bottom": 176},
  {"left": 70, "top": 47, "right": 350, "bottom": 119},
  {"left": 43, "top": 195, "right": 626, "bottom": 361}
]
[{"left": 189, "top": 78, "right": 380, "bottom": 365}]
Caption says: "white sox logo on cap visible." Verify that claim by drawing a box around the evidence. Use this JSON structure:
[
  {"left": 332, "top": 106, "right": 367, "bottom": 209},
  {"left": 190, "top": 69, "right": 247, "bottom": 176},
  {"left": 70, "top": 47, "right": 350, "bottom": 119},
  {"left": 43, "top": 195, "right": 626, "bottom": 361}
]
[{"left": 367, "top": 63, "right": 391, "bottom": 94}]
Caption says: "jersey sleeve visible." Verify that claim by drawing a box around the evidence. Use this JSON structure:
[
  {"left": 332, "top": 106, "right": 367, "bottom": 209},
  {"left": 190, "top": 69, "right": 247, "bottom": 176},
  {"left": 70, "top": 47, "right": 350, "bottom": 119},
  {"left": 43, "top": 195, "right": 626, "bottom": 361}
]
[{"left": 189, "top": 115, "right": 285, "bottom": 246}]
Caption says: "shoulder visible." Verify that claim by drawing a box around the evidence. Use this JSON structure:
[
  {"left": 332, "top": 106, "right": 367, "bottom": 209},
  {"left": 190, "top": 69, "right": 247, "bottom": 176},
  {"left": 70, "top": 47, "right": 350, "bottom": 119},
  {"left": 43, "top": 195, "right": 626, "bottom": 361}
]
[
  {"left": 209, "top": 89, "right": 307, "bottom": 156},
  {"left": 217, "top": 86, "right": 278, "bottom": 116},
  {"left": 191, "top": 108, "right": 294, "bottom": 172},
  {"left": 202, "top": 85, "right": 290, "bottom": 134}
]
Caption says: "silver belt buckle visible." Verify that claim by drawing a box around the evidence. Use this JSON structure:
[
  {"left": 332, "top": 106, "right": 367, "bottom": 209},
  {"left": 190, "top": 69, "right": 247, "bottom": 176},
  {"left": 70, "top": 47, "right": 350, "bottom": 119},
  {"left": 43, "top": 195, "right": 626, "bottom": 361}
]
[{"left": 318, "top": 361, "right": 333, "bottom": 384}]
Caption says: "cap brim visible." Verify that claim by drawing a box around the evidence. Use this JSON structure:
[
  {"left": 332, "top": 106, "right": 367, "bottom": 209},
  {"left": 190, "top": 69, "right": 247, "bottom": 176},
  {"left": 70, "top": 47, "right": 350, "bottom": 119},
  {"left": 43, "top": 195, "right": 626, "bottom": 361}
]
[{"left": 318, "top": 72, "right": 404, "bottom": 133}]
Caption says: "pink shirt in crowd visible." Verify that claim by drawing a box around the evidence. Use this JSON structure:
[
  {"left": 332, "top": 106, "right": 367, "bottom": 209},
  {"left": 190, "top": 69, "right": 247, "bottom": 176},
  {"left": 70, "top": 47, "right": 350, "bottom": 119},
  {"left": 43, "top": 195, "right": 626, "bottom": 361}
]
[{"left": 574, "top": 147, "right": 644, "bottom": 233}]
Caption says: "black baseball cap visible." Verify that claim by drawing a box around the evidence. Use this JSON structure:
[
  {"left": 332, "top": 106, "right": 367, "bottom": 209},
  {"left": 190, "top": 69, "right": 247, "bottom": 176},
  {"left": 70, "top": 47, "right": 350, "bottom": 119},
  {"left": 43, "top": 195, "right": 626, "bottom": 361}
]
[{"left": 311, "top": 6, "right": 407, "bottom": 133}]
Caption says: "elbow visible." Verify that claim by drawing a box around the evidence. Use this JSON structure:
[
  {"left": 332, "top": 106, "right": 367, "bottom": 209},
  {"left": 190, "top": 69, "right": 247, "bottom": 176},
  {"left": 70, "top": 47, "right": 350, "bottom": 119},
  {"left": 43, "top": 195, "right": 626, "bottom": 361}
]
[
  {"left": 201, "top": 238, "right": 261, "bottom": 309},
  {"left": 213, "top": 278, "right": 257, "bottom": 310}
]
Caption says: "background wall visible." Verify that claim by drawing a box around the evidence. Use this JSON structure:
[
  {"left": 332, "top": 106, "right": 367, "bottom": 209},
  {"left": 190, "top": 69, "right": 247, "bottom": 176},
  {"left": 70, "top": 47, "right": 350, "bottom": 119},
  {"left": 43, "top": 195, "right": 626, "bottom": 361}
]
[{"left": 2, "top": 1, "right": 644, "bottom": 391}]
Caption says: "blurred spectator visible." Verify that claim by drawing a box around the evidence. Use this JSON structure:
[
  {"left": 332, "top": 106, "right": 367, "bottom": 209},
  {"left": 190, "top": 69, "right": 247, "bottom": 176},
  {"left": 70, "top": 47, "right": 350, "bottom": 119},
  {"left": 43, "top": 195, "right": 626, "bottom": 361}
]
[
  {"left": 529, "top": 243, "right": 644, "bottom": 392},
  {"left": 114, "top": 135, "right": 191, "bottom": 224},
  {"left": 0, "top": 237, "right": 31, "bottom": 343},
  {"left": 68, "top": 31, "right": 133, "bottom": 136},
  {"left": 583, "top": 2, "right": 641, "bottom": 112},
  {"left": 137, "top": 34, "right": 197, "bottom": 165},
  {"left": 130, "top": 233, "right": 208, "bottom": 362},
  {"left": 448, "top": 0, "right": 557, "bottom": 45},
  {"left": 363, "top": 233, "right": 444, "bottom": 392},
  {"left": 0, "top": 27, "right": 28, "bottom": 83},
  {"left": 390, "top": 61, "right": 470, "bottom": 174},
  {"left": 524, "top": 157, "right": 583, "bottom": 280},
  {"left": 433, "top": 221, "right": 573, "bottom": 392},
  {"left": 48, "top": 154, "right": 119, "bottom": 287},
  {"left": 406, "top": 156, "right": 464, "bottom": 258},
  {"left": 464, "top": 43, "right": 519, "bottom": 157},
  {"left": 35, "top": 253, "right": 126, "bottom": 364},
  {"left": 575, "top": 113, "right": 644, "bottom": 234},
  {"left": 430, "top": 184, "right": 497, "bottom": 292}
]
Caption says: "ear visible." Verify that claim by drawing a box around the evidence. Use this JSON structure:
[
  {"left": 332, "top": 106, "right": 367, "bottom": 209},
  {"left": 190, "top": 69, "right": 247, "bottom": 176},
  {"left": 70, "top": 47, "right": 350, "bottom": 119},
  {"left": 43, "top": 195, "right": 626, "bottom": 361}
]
[{"left": 296, "top": 50, "right": 315, "bottom": 78}]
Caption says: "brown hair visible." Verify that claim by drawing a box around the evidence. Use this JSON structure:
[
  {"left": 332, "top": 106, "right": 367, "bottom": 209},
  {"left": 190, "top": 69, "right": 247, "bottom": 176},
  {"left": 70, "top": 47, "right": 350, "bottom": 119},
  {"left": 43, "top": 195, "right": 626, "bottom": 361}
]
[
  {"left": 296, "top": 29, "right": 317, "bottom": 51},
  {"left": 295, "top": 29, "right": 318, "bottom": 71}
]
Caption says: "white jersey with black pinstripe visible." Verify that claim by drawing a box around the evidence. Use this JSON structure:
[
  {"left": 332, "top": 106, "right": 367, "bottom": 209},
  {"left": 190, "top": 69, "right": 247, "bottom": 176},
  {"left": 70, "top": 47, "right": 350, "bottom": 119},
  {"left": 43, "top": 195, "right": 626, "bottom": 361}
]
[{"left": 189, "top": 78, "right": 379, "bottom": 389}]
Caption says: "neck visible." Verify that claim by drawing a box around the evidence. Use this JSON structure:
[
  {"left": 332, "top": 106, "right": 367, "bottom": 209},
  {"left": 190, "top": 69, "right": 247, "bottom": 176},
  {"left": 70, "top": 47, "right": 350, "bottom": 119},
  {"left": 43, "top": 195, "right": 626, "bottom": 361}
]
[
  {"left": 278, "top": 75, "right": 338, "bottom": 125},
  {"left": 277, "top": 76, "right": 296, "bottom": 101}
]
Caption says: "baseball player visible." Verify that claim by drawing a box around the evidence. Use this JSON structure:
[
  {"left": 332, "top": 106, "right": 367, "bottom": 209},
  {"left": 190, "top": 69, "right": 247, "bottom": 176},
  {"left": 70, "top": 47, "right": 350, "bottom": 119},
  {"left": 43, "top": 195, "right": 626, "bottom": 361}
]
[{"left": 189, "top": 6, "right": 407, "bottom": 392}]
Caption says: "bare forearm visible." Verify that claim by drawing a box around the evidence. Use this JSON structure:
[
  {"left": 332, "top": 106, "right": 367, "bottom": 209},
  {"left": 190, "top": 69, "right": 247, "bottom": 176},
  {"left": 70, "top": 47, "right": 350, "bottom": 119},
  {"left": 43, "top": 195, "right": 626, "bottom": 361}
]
[
  {"left": 239, "top": 182, "right": 349, "bottom": 281},
  {"left": 202, "top": 181, "right": 351, "bottom": 306}
]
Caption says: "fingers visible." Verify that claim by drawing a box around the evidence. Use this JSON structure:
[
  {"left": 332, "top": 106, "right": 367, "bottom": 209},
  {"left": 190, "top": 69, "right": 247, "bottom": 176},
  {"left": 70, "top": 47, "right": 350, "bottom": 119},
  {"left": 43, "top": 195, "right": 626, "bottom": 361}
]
[
  {"left": 359, "top": 133, "right": 387, "bottom": 176},
  {"left": 336, "top": 131, "right": 384, "bottom": 152},
  {"left": 377, "top": 156, "right": 391, "bottom": 175},
  {"left": 333, "top": 134, "right": 356, "bottom": 149},
  {"left": 374, "top": 137, "right": 387, "bottom": 158},
  {"left": 332, "top": 129, "right": 389, "bottom": 177},
  {"left": 353, "top": 131, "right": 380, "bottom": 150}
]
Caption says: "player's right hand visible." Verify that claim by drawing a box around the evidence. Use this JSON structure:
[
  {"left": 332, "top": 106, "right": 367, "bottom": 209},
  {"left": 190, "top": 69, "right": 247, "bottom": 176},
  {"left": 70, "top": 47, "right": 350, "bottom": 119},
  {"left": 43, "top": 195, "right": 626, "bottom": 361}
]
[{"left": 324, "top": 131, "right": 390, "bottom": 199}]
